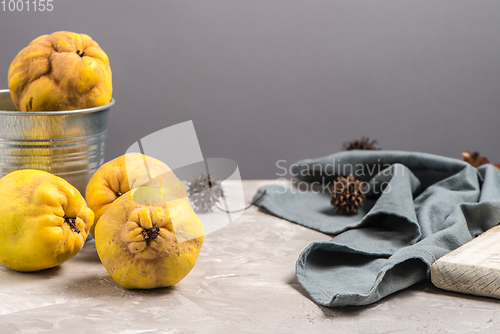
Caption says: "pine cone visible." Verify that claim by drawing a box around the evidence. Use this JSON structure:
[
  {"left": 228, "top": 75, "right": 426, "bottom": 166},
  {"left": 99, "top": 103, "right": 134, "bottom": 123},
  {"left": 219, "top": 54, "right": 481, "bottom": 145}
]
[
  {"left": 187, "top": 174, "right": 224, "bottom": 213},
  {"left": 343, "top": 137, "right": 380, "bottom": 151},
  {"left": 330, "top": 174, "right": 366, "bottom": 215},
  {"left": 461, "top": 151, "right": 489, "bottom": 168}
]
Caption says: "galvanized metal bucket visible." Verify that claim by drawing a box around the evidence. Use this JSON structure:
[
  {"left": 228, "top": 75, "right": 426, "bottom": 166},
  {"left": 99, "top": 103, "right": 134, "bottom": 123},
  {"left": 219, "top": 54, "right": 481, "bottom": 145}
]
[{"left": 0, "top": 89, "right": 114, "bottom": 196}]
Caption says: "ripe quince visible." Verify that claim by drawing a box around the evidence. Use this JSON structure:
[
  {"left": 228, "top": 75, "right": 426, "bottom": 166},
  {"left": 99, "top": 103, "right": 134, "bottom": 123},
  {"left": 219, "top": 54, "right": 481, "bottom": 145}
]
[
  {"left": 95, "top": 187, "right": 204, "bottom": 289},
  {"left": 86, "top": 153, "right": 187, "bottom": 237},
  {"left": 0, "top": 169, "right": 93, "bottom": 272},
  {"left": 8, "top": 31, "right": 112, "bottom": 111}
]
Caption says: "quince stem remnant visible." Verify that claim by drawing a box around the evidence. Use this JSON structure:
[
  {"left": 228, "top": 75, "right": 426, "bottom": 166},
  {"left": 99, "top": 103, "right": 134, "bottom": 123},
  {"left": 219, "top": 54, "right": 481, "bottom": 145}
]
[
  {"left": 64, "top": 216, "right": 80, "bottom": 233},
  {"left": 142, "top": 225, "right": 160, "bottom": 245}
]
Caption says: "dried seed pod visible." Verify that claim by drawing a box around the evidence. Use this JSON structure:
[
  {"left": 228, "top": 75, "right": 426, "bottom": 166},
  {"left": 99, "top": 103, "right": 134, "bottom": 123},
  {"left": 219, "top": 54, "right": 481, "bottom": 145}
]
[
  {"left": 187, "top": 174, "right": 224, "bottom": 213},
  {"left": 330, "top": 174, "right": 366, "bottom": 215},
  {"left": 343, "top": 137, "right": 380, "bottom": 151},
  {"left": 461, "top": 151, "right": 489, "bottom": 168}
]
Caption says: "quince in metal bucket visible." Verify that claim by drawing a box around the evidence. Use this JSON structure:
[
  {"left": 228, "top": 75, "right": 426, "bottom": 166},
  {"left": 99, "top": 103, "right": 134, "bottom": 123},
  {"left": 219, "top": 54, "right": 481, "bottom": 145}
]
[
  {"left": 8, "top": 31, "right": 112, "bottom": 111},
  {"left": 0, "top": 170, "right": 93, "bottom": 272},
  {"left": 94, "top": 187, "right": 204, "bottom": 289}
]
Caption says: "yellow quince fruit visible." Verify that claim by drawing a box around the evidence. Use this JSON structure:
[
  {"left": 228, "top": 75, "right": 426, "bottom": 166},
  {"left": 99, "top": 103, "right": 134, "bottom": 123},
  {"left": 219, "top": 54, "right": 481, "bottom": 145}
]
[
  {"left": 0, "top": 169, "right": 94, "bottom": 272},
  {"left": 8, "top": 31, "right": 112, "bottom": 111},
  {"left": 86, "top": 153, "right": 187, "bottom": 237},
  {"left": 95, "top": 187, "right": 204, "bottom": 289}
]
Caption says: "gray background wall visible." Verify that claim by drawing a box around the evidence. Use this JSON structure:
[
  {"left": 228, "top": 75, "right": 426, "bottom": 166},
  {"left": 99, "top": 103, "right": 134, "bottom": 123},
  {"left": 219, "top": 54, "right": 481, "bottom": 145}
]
[{"left": 1, "top": 0, "right": 500, "bottom": 179}]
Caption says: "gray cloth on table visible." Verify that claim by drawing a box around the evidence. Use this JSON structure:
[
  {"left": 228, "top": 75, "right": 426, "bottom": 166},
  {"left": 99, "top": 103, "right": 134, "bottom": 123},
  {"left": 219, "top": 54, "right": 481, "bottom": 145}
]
[{"left": 252, "top": 150, "right": 500, "bottom": 307}]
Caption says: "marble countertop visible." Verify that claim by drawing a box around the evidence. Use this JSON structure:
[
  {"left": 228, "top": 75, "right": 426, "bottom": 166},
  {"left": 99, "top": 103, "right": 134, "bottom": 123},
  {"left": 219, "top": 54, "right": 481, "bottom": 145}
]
[{"left": 1, "top": 180, "right": 499, "bottom": 334}]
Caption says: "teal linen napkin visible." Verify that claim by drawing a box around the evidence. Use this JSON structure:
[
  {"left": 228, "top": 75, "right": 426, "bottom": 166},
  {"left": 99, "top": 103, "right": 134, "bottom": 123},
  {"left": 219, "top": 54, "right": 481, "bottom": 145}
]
[{"left": 252, "top": 150, "right": 500, "bottom": 307}]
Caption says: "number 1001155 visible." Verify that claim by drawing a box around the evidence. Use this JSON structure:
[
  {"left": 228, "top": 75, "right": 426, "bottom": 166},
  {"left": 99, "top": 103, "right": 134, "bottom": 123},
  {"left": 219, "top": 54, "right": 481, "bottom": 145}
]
[{"left": 2, "top": 0, "right": 53, "bottom": 11}]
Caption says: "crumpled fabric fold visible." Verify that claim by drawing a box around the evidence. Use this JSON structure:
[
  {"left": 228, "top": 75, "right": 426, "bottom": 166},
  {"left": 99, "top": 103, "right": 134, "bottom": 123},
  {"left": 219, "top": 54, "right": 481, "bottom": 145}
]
[{"left": 253, "top": 150, "right": 500, "bottom": 306}]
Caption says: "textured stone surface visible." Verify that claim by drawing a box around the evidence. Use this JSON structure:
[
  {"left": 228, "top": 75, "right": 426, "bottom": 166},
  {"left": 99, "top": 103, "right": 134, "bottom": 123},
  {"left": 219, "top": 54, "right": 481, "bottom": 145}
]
[{"left": 1, "top": 180, "right": 499, "bottom": 333}]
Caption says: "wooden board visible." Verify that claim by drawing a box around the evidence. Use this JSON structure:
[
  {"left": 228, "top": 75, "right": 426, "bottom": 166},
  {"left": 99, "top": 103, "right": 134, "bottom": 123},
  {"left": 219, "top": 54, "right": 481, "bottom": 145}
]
[{"left": 431, "top": 224, "right": 500, "bottom": 299}]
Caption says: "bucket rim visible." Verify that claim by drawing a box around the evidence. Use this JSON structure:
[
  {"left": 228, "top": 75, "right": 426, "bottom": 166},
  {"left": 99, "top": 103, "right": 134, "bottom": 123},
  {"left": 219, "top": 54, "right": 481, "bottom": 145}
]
[{"left": 0, "top": 89, "right": 115, "bottom": 116}]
